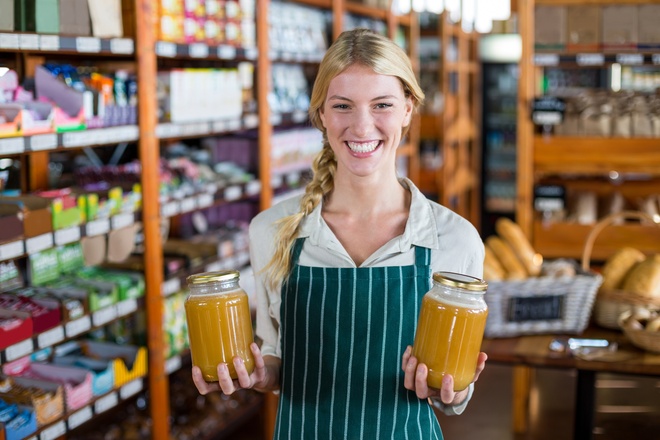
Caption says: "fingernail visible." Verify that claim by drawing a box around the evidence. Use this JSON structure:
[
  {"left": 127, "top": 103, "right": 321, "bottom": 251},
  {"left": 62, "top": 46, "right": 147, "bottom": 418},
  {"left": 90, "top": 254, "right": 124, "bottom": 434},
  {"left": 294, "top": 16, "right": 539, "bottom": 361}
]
[
  {"left": 417, "top": 365, "right": 424, "bottom": 375},
  {"left": 407, "top": 358, "right": 415, "bottom": 368}
]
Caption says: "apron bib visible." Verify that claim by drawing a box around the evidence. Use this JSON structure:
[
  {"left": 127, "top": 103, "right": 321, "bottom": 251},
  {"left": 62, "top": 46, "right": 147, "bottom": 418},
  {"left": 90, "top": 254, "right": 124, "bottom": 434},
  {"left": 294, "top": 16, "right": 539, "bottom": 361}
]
[{"left": 275, "top": 238, "right": 443, "bottom": 440}]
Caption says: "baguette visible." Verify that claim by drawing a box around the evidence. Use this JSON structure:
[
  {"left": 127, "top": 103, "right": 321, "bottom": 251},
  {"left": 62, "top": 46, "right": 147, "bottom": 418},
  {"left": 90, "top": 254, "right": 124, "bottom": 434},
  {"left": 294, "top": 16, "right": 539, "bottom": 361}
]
[
  {"left": 486, "top": 236, "right": 527, "bottom": 280},
  {"left": 621, "top": 254, "right": 660, "bottom": 299},
  {"left": 483, "top": 246, "right": 506, "bottom": 281},
  {"left": 495, "top": 218, "right": 542, "bottom": 276}
]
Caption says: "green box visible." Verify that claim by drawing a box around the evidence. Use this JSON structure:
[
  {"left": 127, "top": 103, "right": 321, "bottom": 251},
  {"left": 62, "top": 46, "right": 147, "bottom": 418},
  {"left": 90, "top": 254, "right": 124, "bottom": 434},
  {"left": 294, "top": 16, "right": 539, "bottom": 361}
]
[
  {"left": 1, "top": 0, "right": 14, "bottom": 31},
  {"left": 15, "top": 0, "right": 60, "bottom": 34}
]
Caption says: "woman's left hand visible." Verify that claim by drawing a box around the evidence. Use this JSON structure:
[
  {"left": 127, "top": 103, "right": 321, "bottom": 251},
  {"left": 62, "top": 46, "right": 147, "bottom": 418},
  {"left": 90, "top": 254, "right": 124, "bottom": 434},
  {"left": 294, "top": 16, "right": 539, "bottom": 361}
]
[{"left": 401, "top": 345, "right": 487, "bottom": 405}]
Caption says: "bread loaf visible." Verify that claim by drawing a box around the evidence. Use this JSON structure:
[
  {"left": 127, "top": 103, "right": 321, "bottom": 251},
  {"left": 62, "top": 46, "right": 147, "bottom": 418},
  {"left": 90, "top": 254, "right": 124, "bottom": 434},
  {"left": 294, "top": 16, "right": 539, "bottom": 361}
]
[
  {"left": 494, "top": 218, "right": 542, "bottom": 276},
  {"left": 486, "top": 236, "right": 527, "bottom": 280},
  {"left": 621, "top": 254, "right": 660, "bottom": 299},
  {"left": 484, "top": 246, "right": 506, "bottom": 281},
  {"left": 600, "top": 247, "right": 646, "bottom": 291}
]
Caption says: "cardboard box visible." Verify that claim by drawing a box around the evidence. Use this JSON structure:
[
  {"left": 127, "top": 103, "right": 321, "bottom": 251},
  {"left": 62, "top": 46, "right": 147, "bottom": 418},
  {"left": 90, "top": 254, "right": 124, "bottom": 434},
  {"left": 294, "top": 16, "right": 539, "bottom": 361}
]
[
  {"left": 14, "top": 0, "right": 60, "bottom": 34},
  {"left": 0, "top": 196, "right": 53, "bottom": 238},
  {"left": 58, "top": 0, "right": 91, "bottom": 36},
  {"left": 535, "top": 6, "right": 566, "bottom": 52},
  {"left": 0, "top": 206, "right": 23, "bottom": 244},
  {"left": 0, "top": 375, "right": 64, "bottom": 426},
  {"left": 0, "top": 309, "right": 33, "bottom": 351},
  {"left": 602, "top": 6, "right": 638, "bottom": 52},
  {"left": 0, "top": 0, "right": 14, "bottom": 31},
  {"left": 638, "top": 5, "right": 660, "bottom": 50},
  {"left": 79, "top": 341, "right": 147, "bottom": 387},
  {"left": 567, "top": 6, "right": 601, "bottom": 52}
]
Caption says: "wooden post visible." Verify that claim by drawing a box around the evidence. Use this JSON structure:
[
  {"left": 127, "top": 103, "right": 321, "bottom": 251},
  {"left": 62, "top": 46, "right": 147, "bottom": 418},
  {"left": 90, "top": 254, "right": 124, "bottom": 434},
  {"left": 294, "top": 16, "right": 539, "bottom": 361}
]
[
  {"left": 257, "top": 0, "right": 272, "bottom": 212},
  {"left": 512, "top": 365, "right": 533, "bottom": 434},
  {"left": 134, "top": 1, "right": 169, "bottom": 439}
]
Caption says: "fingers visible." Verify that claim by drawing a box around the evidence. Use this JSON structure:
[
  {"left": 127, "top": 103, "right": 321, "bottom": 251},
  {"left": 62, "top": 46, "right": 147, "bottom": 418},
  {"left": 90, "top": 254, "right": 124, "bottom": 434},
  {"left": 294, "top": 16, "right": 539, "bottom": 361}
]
[
  {"left": 403, "top": 350, "right": 418, "bottom": 391},
  {"left": 401, "top": 345, "right": 413, "bottom": 371},
  {"left": 413, "top": 363, "right": 431, "bottom": 400},
  {"left": 439, "top": 374, "right": 456, "bottom": 404},
  {"left": 472, "top": 352, "right": 488, "bottom": 383},
  {"left": 191, "top": 366, "right": 219, "bottom": 395},
  {"left": 251, "top": 342, "right": 266, "bottom": 383},
  {"left": 216, "top": 362, "right": 239, "bottom": 394}
]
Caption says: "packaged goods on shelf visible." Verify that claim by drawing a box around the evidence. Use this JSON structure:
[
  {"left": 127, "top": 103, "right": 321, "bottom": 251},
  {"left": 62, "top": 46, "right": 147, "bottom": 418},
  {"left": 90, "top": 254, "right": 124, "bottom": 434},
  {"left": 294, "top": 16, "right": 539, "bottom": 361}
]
[
  {"left": 534, "top": 6, "right": 566, "bottom": 52},
  {"left": 0, "top": 196, "right": 53, "bottom": 239},
  {"left": 0, "top": 374, "right": 64, "bottom": 426},
  {"left": 0, "top": 261, "right": 22, "bottom": 292},
  {"left": 270, "top": 64, "right": 311, "bottom": 116},
  {"left": 164, "top": 292, "right": 188, "bottom": 358},
  {"left": 87, "top": 0, "right": 123, "bottom": 38},
  {"left": 14, "top": 0, "right": 60, "bottom": 34},
  {"left": 0, "top": 400, "right": 38, "bottom": 440},
  {"left": 0, "top": 0, "right": 14, "bottom": 31},
  {"left": 602, "top": 5, "right": 638, "bottom": 52},
  {"left": 566, "top": 6, "right": 601, "bottom": 52},
  {"left": 58, "top": 0, "right": 91, "bottom": 36},
  {"left": 639, "top": 5, "right": 660, "bottom": 51},
  {"left": 75, "top": 341, "right": 147, "bottom": 387},
  {"left": 268, "top": 2, "right": 328, "bottom": 57},
  {"left": 52, "top": 341, "right": 115, "bottom": 396},
  {"left": 271, "top": 128, "right": 323, "bottom": 174},
  {"left": 0, "top": 309, "right": 33, "bottom": 350}
]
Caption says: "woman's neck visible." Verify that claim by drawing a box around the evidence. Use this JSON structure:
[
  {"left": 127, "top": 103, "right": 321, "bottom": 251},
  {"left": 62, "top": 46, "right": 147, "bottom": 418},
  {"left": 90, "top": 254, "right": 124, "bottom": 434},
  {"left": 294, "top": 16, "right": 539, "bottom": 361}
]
[{"left": 325, "top": 173, "right": 408, "bottom": 217}]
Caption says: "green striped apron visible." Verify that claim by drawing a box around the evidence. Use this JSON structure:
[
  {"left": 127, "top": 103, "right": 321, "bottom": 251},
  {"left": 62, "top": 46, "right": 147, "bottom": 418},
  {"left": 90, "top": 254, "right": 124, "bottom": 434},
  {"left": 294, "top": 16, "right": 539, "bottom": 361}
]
[{"left": 275, "top": 238, "right": 443, "bottom": 439}]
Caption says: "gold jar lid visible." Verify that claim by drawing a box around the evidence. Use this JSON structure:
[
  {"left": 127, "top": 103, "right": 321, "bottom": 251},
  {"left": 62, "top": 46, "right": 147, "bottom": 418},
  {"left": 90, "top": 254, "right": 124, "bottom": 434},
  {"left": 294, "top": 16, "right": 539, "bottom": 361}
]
[
  {"left": 432, "top": 271, "right": 487, "bottom": 292},
  {"left": 187, "top": 270, "right": 240, "bottom": 285}
]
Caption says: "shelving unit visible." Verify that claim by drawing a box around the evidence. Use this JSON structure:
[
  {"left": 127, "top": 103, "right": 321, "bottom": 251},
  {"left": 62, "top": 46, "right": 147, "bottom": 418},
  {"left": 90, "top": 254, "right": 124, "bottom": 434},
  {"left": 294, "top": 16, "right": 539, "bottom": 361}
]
[
  {"left": 0, "top": 1, "right": 424, "bottom": 439},
  {"left": 517, "top": 0, "right": 660, "bottom": 261},
  {"left": 418, "top": 12, "right": 481, "bottom": 228}
]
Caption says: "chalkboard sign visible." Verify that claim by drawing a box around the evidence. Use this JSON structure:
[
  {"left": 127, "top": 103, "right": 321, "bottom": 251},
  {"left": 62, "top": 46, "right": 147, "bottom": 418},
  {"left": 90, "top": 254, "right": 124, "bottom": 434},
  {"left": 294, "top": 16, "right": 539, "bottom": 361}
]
[
  {"left": 507, "top": 295, "right": 564, "bottom": 322},
  {"left": 532, "top": 97, "right": 566, "bottom": 126}
]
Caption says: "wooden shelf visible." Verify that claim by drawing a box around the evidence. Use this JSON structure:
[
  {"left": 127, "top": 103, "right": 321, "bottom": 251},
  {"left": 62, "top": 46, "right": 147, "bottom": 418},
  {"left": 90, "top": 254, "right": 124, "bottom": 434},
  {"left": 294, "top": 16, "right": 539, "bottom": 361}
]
[
  {"left": 536, "top": 0, "right": 656, "bottom": 5},
  {"left": 345, "top": 2, "right": 388, "bottom": 20},
  {"left": 533, "top": 136, "right": 660, "bottom": 175},
  {"left": 532, "top": 220, "right": 660, "bottom": 261},
  {"left": 290, "top": 0, "right": 332, "bottom": 8}
]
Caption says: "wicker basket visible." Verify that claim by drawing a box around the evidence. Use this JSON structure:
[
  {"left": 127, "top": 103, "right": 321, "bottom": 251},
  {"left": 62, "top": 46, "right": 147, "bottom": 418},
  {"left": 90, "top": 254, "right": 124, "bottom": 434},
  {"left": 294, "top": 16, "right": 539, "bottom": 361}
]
[
  {"left": 583, "top": 211, "right": 660, "bottom": 330},
  {"left": 618, "top": 310, "right": 660, "bottom": 353}
]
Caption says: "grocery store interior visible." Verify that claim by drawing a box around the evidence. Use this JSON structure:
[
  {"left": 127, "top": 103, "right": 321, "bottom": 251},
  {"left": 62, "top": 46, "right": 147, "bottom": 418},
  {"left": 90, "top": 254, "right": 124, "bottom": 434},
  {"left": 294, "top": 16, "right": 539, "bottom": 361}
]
[{"left": 1, "top": 1, "right": 659, "bottom": 439}]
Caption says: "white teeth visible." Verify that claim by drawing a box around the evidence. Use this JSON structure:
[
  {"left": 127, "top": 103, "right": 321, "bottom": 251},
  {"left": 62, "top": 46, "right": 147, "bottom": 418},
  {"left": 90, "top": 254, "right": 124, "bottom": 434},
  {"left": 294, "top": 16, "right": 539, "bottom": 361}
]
[{"left": 347, "top": 140, "right": 379, "bottom": 153}]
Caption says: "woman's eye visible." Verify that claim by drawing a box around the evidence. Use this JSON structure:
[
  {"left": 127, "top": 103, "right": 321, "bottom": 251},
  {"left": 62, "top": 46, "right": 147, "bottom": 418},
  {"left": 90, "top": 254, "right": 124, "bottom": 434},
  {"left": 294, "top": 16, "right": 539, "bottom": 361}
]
[
  {"left": 375, "top": 103, "right": 393, "bottom": 109},
  {"left": 333, "top": 104, "right": 350, "bottom": 110}
]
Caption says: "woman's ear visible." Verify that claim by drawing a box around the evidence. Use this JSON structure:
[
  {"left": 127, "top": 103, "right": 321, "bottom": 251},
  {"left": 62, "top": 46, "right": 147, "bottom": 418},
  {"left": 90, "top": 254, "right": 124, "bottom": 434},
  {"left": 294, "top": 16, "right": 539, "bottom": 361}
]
[
  {"left": 402, "top": 96, "right": 413, "bottom": 127},
  {"left": 319, "top": 107, "right": 326, "bottom": 128}
]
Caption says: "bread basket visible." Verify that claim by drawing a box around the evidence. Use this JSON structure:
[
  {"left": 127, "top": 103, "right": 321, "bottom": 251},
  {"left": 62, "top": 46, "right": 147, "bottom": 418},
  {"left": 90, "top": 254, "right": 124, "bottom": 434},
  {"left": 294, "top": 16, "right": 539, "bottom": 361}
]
[
  {"left": 582, "top": 211, "right": 660, "bottom": 329},
  {"left": 618, "top": 309, "right": 660, "bottom": 354}
]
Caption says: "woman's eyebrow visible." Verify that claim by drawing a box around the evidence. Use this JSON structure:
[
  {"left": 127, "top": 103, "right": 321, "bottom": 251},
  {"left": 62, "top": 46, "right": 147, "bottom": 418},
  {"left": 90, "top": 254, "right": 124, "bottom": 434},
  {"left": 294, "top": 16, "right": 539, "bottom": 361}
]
[{"left": 327, "top": 94, "right": 398, "bottom": 101}]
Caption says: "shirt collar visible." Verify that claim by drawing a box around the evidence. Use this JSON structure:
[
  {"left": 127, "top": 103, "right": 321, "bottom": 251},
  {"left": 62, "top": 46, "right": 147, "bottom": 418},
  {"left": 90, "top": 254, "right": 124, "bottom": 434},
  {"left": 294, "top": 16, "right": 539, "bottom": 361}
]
[{"left": 298, "top": 177, "right": 439, "bottom": 251}]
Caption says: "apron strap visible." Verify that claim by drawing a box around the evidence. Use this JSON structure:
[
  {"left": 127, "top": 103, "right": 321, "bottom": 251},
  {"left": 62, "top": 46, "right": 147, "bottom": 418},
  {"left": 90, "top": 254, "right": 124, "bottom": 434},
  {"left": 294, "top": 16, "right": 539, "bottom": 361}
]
[
  {"left": 414, "top": 245, "right": 431, "bottom": 268},
  {"left": 290, "top": 237, "right": 305, "bottom": 267}
]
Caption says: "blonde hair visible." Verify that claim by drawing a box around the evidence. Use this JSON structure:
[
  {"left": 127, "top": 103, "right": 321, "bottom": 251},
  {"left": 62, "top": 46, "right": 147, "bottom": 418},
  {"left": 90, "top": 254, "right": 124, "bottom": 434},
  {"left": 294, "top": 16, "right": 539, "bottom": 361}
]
[{"left": 263, "top": 28, "right": 425, "bottom": 290}]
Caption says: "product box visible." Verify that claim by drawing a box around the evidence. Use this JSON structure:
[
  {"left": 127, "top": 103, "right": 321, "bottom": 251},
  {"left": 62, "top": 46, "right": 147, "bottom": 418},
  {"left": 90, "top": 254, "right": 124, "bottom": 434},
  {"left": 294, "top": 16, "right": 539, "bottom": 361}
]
[
  {"left": 0, "top": 196, "right": 53, "bottom": 238},
  {"left": 0, "top": 309, "right": 33, "bottom": 351},
  {"left": 566, "top": 6, "right": 601, "bottom": 52},
  {"left": 638, "top": 5, "right": 660, "bottom": 51},
  {"left": 534, "top": 6, "right": 566, "bottom": 52},
  {"left": 160, "top": 0, "right": 184, "bottom": 15},
  {"left": 158, "top": 14, "right": 185, "bottom": 42},
  {"left": 58, "top": 0, "right": 91, "bottom": 36},
  {"left": 14, "top": 0, "right": 60, "bottom": 34},
  {"left": 0, "top": 0, "right": 14, "bottom": 31},
  {"left": 602, "top": 6, "right": 638, "bottom": 52},
  {"left": 0, "top": 404, "right": 37, "bottom": 440},
  {"left": 0, "top": 375, "right": 64, "bottom": 426},
  {"left": 0, "top": 206, "right": 23, "bottom": 244},
  {"left": 52, "top": 341, "right": 115, "bottom": 396},
  {"left": 87, "top": 0, "right": 123, "bottom": 38},
  {"left": 2, "top": 357, "right": 92, "bottom": 412},
  {"left": 79, "top": 341, "right": 147, "bottom": 387}
]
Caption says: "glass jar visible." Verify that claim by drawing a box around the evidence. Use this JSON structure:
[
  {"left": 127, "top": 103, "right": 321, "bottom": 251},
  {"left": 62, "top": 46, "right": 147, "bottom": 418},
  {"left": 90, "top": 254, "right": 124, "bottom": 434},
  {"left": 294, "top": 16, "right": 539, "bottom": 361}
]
[
  {"left": 413, "top": 271, "right": 488, "bottom": 391},
  {"left": 185, "top": 270, "right": 255, "bottom": 381}
]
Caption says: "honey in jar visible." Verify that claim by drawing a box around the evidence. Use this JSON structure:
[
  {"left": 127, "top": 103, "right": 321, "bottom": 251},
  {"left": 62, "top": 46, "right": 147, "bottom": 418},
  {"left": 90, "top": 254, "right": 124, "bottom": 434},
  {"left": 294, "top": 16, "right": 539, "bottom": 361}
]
[
  {"left": 185, "top": 270, "right": 255, "bottom": 381},
  {"left": 413, "top": 271, "right": 488, "bottom": 391}
]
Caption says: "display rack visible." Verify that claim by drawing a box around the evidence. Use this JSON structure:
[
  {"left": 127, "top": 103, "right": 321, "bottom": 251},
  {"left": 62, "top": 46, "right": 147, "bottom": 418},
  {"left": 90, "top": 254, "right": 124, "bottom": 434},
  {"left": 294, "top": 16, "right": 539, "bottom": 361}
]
[{"left": 516, "top": 0, "right": 660, "bottom": 261}]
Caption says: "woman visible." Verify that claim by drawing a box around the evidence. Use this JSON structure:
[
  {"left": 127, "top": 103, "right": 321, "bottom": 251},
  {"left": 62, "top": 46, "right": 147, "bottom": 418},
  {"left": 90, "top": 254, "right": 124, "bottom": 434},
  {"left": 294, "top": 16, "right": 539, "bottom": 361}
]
[{"left": 193, "top": 28, "right": 487, "bottom": 438}]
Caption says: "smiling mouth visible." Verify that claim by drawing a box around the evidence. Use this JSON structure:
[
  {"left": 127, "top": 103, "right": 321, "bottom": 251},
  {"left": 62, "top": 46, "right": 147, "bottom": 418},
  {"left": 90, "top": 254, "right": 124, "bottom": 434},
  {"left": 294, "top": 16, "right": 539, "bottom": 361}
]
[{"left": 346, "top": 140, "right": 381, "bottom": 153}]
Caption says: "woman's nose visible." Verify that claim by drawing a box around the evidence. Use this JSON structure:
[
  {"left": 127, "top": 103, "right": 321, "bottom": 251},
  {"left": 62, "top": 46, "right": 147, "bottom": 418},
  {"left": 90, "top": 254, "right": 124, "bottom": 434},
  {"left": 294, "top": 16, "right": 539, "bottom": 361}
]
[{"left": 351, "top": 108, "right": 374, "bottom": 137}]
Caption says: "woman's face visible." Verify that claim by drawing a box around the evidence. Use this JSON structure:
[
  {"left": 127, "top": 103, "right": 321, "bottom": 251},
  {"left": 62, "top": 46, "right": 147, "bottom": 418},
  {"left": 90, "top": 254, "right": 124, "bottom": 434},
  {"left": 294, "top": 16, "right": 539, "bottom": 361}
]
[{"left": 319, "top": 64, "right": 413, "bottom": 180}]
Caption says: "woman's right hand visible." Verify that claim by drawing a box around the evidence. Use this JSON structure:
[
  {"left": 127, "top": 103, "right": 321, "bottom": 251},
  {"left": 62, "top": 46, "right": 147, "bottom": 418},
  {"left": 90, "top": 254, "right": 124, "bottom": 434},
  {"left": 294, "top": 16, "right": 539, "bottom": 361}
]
[{"left": 192, "top": 342, "right": 280, "bottom": 395}]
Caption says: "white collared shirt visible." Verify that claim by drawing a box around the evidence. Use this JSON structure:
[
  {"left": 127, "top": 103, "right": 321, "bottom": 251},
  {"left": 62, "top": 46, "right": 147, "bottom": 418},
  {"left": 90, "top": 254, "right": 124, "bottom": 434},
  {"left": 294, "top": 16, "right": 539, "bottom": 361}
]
[{"left": 248, "top": 177, "right": 485, "bottom": 415}]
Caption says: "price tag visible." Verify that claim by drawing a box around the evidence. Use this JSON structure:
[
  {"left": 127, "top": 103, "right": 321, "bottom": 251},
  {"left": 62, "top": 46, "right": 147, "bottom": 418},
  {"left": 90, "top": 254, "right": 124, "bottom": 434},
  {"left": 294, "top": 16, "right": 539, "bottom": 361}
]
[
  {"left": 218, "top": 45, "right": 237, "bottom": 59},
  {"left": 68, "top": 406, "right": 92, "bottom": 430},
  {"left": 5, "top": 339, "right": 34, "bottom": 362},
  {"left": 162, "top": 278, "right": 181, "bottom": 296},
  {"left": 29, "top": 133, "right": 58, "bottom": 151},
  {"left": 244, "top": 47, "right": 258, "bottom": 60},
  {"left": 243, "top": 114, "right": 259, "bottom": 129},
  {"left": 196, "top": 193, "right": 214, "bottom": 208},
  {"left": 246, "top": 180, "right": 261, "bottom": 196},
  {"left": 0, "top": 33, "right": 20, "bottom": 49},
  {"left": 211, "top": 120, "right": 228, "bottom": 132},
  {"left": 226, "top": 119, "right": 241, "bottom": 131},
  {"left": 576, "top": 53, "right": 604, "bottom": 66},
  {"left": 156, "top": 41, "right": 177, "bottom": 57},
  {"left": 86, "top": 219, "right": 110, "bottom": 237},
  {"left": 224, "top": 185, "right": 242, "bottom": 201},
  {"left": 0, "top": 240, "right": 24, "bottom": 261},
  {"left": 160, "top": 201, "right": 179, "bottom": 218},
  {"left": 0, "top": 137, "right": 25, "bottom": 155},
  {"left": 62, "top": 131, "right": 88, "bottom": 148},
  {"left": 38, "top": 326, "right": 64, "bottom": 349},
  {"left": 653, "top": 54, "right": 660, "bottom": 65},
  {"left": 26, "top": 233, "right": 53, "bottom": 255},
  {"left": 40, "top": 421, "right": 66, "bottom": 440},
  {"left": 40, "top": 35, "right": 60, "bottom": 51},
  {"left": 76, "top": 37, "right": 101, "bottom": 53},
  {"left": 110, "top": 38, "right": 134, "bottom": 54},
  {"left": 92, "top": 307, "right": 117, "bottom": 327},
  {"left": 55, "top": 227, "right": 81, "bottom": 246},
  {"left": 112, "top": 213, "right": 134, "bottom": 230},
  {"left": 616, "top": 53, "right": 644, "bottom": 65},
  {"left": 189, "top": 43, "right": 209, "bottom": 58},
  {"left": 165, "top": 355, "right": 182, "bottom": 375},
  {"left": 534, "top": 53, "right": 559, "bottom": 66},
  {"left": 65, "top": 316, "right": 91, "bottom": 338},
  {"left": 94, "top": 392, "right": 118, "bottom": 414},
  {"left": 120, "top": 379, "right": 143, "bottom": 399},
  {"left": 180, "top": 197, "right": 197, "bottom": 213},
  {"left": 19, "top": 34, "right": 39, "bottom": 50},
  {"left": 181, "top": 122, "right": 209, "bottom": 136},
  {"left": 116, "top": 299, "right": 138, "bottom": 317}
]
